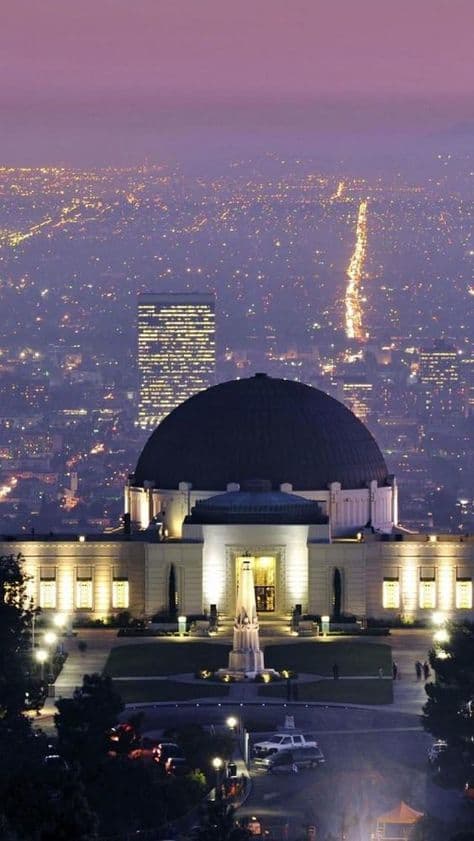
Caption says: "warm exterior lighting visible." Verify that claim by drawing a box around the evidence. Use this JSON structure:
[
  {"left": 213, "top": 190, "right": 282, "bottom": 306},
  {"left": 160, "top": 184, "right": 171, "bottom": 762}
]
[
  {"left": 429, "top": 535, "right": 437, "bottom": 543},
  {"left": 35, "top": 647, "right": 48, "bottom": 679},
  {"left": 78, "top": 535, "right": 85, "bottom": 543},
  {"left": 35, "top": 648, "right": 47, "bottom": 664},
  {"left": 53, "top": 613, "right": 67, "bottom": 629},
  {"left": 212, "top": 757, "right": 223, "bottom": 770},
  {"left": 43, "top": 631, "right": 57, "bottom": 647},
  {"left": 433, "top": 629, "right": 450, "bottom": 644},
  {"left": 226, "top": 716, "right": 237, "bottom": 731},
  {"left": 432, "top": 612, "right": 445, "bottom": 627}
]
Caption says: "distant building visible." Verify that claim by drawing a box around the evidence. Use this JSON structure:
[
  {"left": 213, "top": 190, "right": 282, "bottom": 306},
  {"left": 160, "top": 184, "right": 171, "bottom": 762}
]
[
  {"left": 418, "top": 340, "right": 461, "bottom": 417},
  {"left": 137, "top": 293, "right": 215, "bottom": 429}
]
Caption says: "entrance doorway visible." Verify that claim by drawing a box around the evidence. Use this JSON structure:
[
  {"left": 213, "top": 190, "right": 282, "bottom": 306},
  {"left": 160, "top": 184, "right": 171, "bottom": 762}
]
[{"left": 236, "top": 555, "right": 276, "bottom": 613}]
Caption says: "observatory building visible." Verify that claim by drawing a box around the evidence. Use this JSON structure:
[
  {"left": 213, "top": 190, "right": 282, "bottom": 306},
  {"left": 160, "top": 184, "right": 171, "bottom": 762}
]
[{"left": 4, "top": 375, "right": 473, "bottom": 623}]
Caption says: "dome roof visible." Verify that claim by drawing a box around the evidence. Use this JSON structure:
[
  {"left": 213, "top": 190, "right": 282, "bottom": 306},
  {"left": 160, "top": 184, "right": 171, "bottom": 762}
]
[{"left": 134, "top": 373, "right": 388, "bottom": 491}]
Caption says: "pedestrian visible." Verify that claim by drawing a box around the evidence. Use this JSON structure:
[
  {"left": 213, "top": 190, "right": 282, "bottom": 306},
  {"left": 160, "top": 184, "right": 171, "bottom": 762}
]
[
  {"left": 415, "top": 661, "right": 422, "bottom": 681},
  {"left": 332, "top": 662, "right": 339, "bottom": 680},
  {"left": 378, "top": 667, "right": 384, "bottom": 678},
  {"left": 423, "top": 661, "right": 431, "bottom": 681},
  {"left": 392, "top": 661, "right": 398, "bottom": 680}
]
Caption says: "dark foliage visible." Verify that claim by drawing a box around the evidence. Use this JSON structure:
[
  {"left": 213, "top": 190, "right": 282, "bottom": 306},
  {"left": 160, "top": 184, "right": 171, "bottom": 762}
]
[
  {"left": 55, "top": 673, "right": 124, "bottom": 767},
  {"left": 423, "top": 621, "right": 474, "bottom": 765},
  {"left": 0, "top": 553, "right": 36, "bottom": 717}
]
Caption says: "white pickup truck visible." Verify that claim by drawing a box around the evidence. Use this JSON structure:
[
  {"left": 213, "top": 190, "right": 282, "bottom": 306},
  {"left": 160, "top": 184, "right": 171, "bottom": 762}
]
[{"left": 253, "top": 731, "right": 318, "bottom": 757}]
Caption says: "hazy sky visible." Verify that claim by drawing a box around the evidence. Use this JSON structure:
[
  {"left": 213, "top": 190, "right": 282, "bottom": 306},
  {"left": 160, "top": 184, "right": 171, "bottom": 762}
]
[{"left": 1, "top": 0, "right": 473, "bottom": 165}]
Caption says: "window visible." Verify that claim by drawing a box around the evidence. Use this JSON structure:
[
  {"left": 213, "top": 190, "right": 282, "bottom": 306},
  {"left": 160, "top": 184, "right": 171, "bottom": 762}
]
[
  {"left": 456, "top": 580, "right": 472, "bottom": 609},
  {"left": 112, "top": 580, "right": 129, "bottom": 609},
  {"left": 419, "top": 580, "right": 436, "bottom": 609},
  {"left": 39, "top": 580, "right": 56, "bottom": 609},
  {"left": 383, "top": 580, "right": 400, "bottom": 609},
  {"left": 76, "top": 580, "right": 93, "bottom": 609}
]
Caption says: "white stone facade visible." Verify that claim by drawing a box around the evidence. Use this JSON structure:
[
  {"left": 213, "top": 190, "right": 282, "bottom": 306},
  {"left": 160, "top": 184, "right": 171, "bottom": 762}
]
[
  {"left": 3, "top": 530, "right": 473, "bottom": 623},
  {"left": 125, "top": 476, "right": 397, "bottom": 538}
]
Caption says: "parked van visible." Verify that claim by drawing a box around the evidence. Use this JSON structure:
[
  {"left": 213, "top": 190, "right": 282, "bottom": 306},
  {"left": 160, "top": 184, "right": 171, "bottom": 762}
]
[{"left": 260, "top": 746, "right": 325, "bottom": 773}]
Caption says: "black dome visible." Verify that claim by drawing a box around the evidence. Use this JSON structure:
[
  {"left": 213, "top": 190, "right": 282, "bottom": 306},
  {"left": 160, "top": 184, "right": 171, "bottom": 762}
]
[{"left": 134, "top": 374, "right": 388, "bottom": 491}]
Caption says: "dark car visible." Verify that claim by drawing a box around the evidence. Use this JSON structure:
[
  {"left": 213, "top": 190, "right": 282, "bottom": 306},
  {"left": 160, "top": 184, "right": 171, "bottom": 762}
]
[
  {"left": 263, "top": 746, "right": 325, "bottom": 773},
  {"left": 153, "top": 742, "right": 185, "bottom": 765},
  {"left": 165, "top": 757, "right": 190, "bottom": 777}
]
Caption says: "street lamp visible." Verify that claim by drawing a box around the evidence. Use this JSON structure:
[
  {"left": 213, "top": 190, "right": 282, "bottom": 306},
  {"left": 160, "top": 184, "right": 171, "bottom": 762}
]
[
  {"left": 226, "top": 716, "right": 238, "bottom": 732},
  {"left": 35, "top": 648, "right": 48, "bottom": 681},
  {"left": 433, "top": 629, "right": 450, "bottom": 645},
  {"left": 43, "top": 630, "right": 58, "bottom": 648},
  {"left": 212, "top": 756, "right": 223, "bottom": 797},
  {"left": 53, "top": 613, "right": 67, "bottom": 630}
]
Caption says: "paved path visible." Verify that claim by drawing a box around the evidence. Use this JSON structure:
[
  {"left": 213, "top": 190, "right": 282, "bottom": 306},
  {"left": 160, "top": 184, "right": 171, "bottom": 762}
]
[{"left": 41, "top": 627, "right": 432, "bottom": 718}]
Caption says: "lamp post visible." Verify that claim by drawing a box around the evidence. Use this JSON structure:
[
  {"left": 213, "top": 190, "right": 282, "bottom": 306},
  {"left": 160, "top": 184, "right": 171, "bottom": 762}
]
[
  {"left": 43, "top": 630, "right": 58, "bottom": 649},
  {"left": 212, "top": 757, "right": 223, "bottom": 798},
  {"left": 53, "top": 613, "right": 68, "bottom": 652},
  {"left": 226, "top": 716, "right": 238, "bottom": 734},
  {"left": 35, "top": 648, "right": 48, "bottom": 682}
]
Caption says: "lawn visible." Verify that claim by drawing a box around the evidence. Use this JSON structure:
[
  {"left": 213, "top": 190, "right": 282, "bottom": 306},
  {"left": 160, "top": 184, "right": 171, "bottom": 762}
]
[
  {"left": 104, "top": 642, "right": 232, "bottom": 677},
  {"left": 258, "top": 678, "right": 393, "bottom": 705},
  {"left": 113, "top": 679, "right": 230, "bottom": 704},
  {"left": 264, "top": 641, "right": 392, "bottom": 677}
]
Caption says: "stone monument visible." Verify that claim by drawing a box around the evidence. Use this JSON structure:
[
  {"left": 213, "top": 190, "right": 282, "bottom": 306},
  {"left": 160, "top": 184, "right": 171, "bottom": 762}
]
[{"left": 218, "top": 556, "right": 277, "bottom": 680}]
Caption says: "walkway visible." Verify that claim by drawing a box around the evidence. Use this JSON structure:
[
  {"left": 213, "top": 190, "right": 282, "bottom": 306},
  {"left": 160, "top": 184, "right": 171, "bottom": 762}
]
[{"left": 41, "top": 626, "right": 431, "bottom": 718}]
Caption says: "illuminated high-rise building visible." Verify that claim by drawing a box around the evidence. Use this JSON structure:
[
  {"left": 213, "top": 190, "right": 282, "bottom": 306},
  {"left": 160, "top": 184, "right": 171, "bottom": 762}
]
[
  {"left": 418, "top": 340, "right": 461, "bottom": 416},
  {"left": 138, "top": 292, "right": 215, "bottom": 429}
]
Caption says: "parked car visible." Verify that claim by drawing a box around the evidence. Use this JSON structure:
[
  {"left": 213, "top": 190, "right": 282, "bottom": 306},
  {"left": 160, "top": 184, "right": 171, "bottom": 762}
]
[
  {"left": 463, "top": 777, "right": 474, "bottom": 802},
  {"left": 43, "top": 754, "right": 69, "bottom": 771},
  {"left": 253, "top": 731, "right": 317, "bottom": 757},
  {"left": 427, "top": 740, "right": 448, "bottom": 766},
  {"left": 165, "top": 757, "right": 190, "bottom": 776},
  {"left": 258, "top": 746, "right": 325, "bottom": 773},
  {"left": 153, "top": 742, "right": 184, "bottom": 765}
]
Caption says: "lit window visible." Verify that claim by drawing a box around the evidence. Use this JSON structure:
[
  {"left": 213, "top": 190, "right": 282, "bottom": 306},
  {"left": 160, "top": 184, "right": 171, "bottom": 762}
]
[
  {"left": 456, "top": 580, "right": 472, "bottom": 609},
  {"left": 112, "top": 580, "right": 129, "bottom": 609},
  {"left": 39, "top": 580, "right": 57, "bottom": 609},
  {"left": 76, "top": 580, "right": 93, "bottom": 609},
  {"left": 419, "top": 580, "right": 436, "bottom": 609},
  {"left": 383, "top": 580, "right": 400, "bottom": 609}
]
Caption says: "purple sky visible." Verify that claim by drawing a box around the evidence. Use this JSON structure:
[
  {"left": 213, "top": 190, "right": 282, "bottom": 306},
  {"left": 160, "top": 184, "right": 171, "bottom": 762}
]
[{"left": 1, "top": 0, "right": 473, "bottom": 165}]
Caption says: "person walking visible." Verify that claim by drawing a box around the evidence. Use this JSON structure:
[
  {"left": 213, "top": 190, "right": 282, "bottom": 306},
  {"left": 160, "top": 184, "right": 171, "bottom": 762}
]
[
  {"left": 415, "top": 661, "right": 422, "bottom": 681},
  {"left": 332, "top": 662, "right": 339, "bottom": 680},
  {"left": 423, "top": 661, "right": 431, "bottom": 681},
  {"left": 392, "top": 661, "right": 398, "bottom": 680}
]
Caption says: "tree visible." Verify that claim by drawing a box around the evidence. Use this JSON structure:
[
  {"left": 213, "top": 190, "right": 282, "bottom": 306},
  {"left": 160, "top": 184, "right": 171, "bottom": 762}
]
[
  {"left": 195, "top": 799, "right": 252, "bottom": 841},
  {"left": 423, "top": 621, "right": 474, "bottom": 766},
  {"left": 55, "top": 673, "right": 124, "bottom": 768},
  {"left": 0, "top": 553, "right": 35, "bottom": 717}
]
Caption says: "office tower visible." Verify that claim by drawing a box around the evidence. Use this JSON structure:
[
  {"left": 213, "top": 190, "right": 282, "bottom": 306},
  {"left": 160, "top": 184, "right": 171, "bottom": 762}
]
[
  {"left": 336, "top": 377, "right": 374, "bottom": 422},
  {"left": 418, "top": 340, "right": 461, "bottom": 417},
  {"left": 138, "top": 293, "right": 215, "bottom": 429}
]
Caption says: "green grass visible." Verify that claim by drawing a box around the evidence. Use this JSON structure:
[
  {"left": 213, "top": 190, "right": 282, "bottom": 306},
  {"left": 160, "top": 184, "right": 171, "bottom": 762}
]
[
  {"left": 104, "top": 642, "right": 232, "bottom": 677},
  {"left": 258, "top": 678, "right": 393, "bottom": 705},
  {"left": 112, "top": 679, "right": 230, "bottom": 704},
  {"left": 264, "top": 641, "right": 392, "bottom": 677}
]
